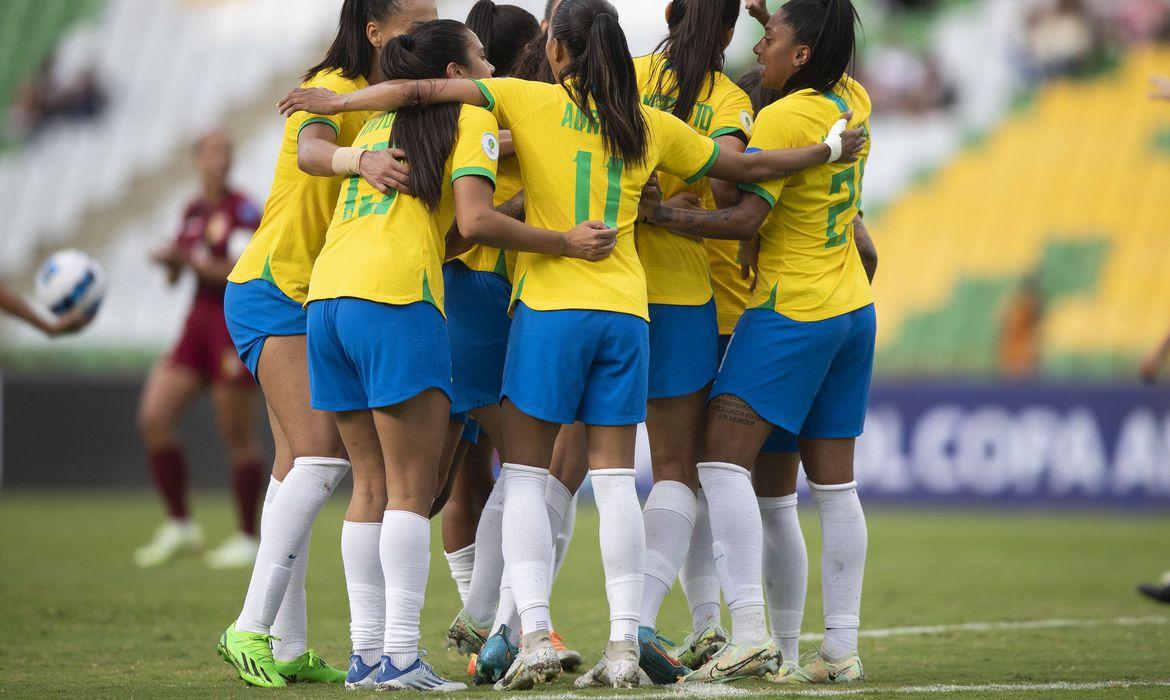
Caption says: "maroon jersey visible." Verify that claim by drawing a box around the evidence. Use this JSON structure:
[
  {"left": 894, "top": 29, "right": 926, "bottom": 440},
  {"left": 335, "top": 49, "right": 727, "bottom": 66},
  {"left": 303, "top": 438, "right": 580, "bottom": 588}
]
[{"left": 174, "top": 190, "right": 261, "bottom": 303}]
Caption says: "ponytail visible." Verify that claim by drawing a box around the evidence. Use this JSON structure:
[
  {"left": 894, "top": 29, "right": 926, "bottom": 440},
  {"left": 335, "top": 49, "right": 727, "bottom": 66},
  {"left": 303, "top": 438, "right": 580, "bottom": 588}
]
[
  {"left": 379, "top": 20, "right": 471, "bottom": 210},
  {"left": 551, "top": 0, "right": 648, "bottom": 165},
  {"left": 303, "top": 0, "right": 401, "bottom": 82},
  {"left": 466, "top": 0, "right": 540, "bottom": 77},
  {"left": 776, "top": 0, "right": 861, "bottom": 97},
  {"left": 653, "top": 0, "right": 739, "bottom": 122}
]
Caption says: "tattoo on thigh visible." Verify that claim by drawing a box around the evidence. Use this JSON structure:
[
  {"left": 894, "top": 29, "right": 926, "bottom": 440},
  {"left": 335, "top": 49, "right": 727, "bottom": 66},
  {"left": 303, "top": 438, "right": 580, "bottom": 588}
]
[{"left": 711, "top": 395, "right": 760, "bottom": 428}]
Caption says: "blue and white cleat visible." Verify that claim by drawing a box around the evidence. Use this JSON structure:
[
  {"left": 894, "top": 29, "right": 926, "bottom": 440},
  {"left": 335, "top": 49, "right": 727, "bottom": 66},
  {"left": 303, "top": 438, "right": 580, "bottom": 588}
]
[
  {"left": 374, "top": 654, "right": 467, "bottom": 692},
  {"left": 344, "top": 654, "right": 378, "bottom": 690},
  {"left": 638, "top": 626, "right": 690, "bottom": 684},
  {"left": 474, "top": 625, "right": 518, "bottom": 685}
]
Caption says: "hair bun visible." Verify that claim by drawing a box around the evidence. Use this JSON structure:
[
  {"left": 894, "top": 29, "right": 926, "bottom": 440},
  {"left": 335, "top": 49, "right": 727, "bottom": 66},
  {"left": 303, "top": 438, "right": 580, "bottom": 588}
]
[{"left": 398, "top": 34, "right": 416, "bottom": 51}]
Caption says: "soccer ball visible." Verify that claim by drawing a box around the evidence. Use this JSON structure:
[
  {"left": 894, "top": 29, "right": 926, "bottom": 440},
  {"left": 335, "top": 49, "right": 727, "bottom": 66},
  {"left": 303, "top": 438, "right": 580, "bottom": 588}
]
[{"left": 35, "top": 249, "right": 106, "bottom": 318}]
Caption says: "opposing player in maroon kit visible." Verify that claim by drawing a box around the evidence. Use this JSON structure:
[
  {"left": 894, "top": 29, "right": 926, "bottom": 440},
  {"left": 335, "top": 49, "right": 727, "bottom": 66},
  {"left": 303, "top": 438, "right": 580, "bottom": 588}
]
[{"left": 134, "top": 130, "right": 267, "bottom": 570}]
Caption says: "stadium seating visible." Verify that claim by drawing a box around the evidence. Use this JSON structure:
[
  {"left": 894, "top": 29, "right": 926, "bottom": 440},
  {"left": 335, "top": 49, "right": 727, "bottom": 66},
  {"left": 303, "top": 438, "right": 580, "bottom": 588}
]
[{"left": 872, "top": 46, "right": 1170, "bottom": 377}]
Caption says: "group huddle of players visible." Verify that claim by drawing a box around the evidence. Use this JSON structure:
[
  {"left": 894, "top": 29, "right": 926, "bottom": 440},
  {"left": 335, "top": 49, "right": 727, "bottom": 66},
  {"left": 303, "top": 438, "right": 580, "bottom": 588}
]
[{"left": 140, "top": 0, "right": 878, "bottom": 692}]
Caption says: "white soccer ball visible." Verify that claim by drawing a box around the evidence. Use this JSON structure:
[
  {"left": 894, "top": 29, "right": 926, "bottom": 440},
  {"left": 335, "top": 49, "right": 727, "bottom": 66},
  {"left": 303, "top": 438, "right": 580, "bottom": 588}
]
[{"left": 35, "top": 249, "right": 106, "bottom": 318}]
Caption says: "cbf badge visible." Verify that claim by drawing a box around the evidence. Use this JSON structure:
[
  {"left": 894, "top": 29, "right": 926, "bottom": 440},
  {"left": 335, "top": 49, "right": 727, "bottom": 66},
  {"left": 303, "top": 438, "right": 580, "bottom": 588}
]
[
  {"left": 739, "top": 110, "right": 755, "bottom": 137},
  {"left": 482, "top": 133, "right": 500, "bottom": 161}
]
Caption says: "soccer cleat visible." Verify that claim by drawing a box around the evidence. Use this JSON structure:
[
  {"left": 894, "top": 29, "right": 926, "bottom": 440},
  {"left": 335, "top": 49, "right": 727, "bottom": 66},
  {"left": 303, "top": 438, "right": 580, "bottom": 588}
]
[
  {"left": 374, "top": 653, "right": 467, "bottom": 692},
  {"left": 466, "top": 653, "right": 477, "bottom": 677},
  {"left": 204, "top": 532, "right": 259, "bottom": 570},
  {"left": 345, "top": 654, "right": 379, "bottom": 689},
  {"left": 275, "top": 649, "right": 346, "bottom": 684},
  {"left": 133, "top": 519, "right": 203, "bottom": 568},
  {"left": 216, "top": 623, "right": 286, "bottom": 688},
  {"left": 550, "top": 630, "right": 583, "bottom": 672},
  {"left": 684, "top": 639, "right": 778, "bottom": 683},
  {"left": 674, "top": 624, "right": 728, "bottom": 670},
  {"left": 446, "top": 609, "right": 490, "bottom": 655},
  {"left": 493, "top": 634, "right": 561, "bottom": 691},
  {"left": 637, "top": 626, "right": 689, "bottom": 684},
  {"left": 473, "top": 625, "right": 518, "bottom": 685},
  {"left": 776, "top": 650, "right": 864, "bottom": 684},
  {"left": 1137, "top": 573, "right": 1170, "bottom": 604},
  {"left": 763, "top": 660, "right": 800, "bottom": 683},
  {"left": 573, "top": 640, "right": 641, "bottom": 689}
]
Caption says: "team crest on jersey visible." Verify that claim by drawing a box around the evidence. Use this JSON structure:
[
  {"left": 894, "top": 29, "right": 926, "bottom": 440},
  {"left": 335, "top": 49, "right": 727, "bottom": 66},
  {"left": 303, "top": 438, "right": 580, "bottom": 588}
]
[
  {"left": 739, "top": 110, "right": 755, "bottom": 136},
  {"left": 206, "top": 212, "right": 230, "bottom": 245},
  {"left": 482, "top": 133, "right": 500, "bottom": 161}
]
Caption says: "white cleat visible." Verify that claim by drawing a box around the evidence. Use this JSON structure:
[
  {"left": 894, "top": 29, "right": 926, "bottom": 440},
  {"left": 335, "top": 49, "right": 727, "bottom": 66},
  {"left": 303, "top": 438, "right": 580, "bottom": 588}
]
[
  {"left": 204, "top": 532, "right": 259, "bottom": 570},
  {"left": 493, "top": 634, "right": 561, "bottom": 691},
  {"left": 133, "top": 519, "right": 203, "bottom": 568},
  {"left": 574, "top": 640, "right": 640, "bottom": 689}
]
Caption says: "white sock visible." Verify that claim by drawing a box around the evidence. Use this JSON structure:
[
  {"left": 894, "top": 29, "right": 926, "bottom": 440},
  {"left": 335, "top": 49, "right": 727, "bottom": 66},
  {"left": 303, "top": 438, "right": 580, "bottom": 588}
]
[
  {"left": 380, "top": 510, "right": 430, "bottom": 668},
  {"left": 237, "top": 458, "right": 349, "bottom": 635},
  {"left": 553, "top": 493, "right": 577, "bottom": 580},
  {"left": 500, "top": 464, "right": 553, "bottom": 639},
  {"left": 342, "top": 521, "right": 384, "bottom": 660},
  {"left": 261, "top": 477, "right": 308, "bottom": 662},
  {"left": 591, "top": 468, "right": 645, "bottom": 643},
  {"left": 464, "top": 474, "right": 506, "bottom": 625},
  {"left": 444, "top": 544, "right": 476, "bottom": 608},
  {"left": 493, "top": 571, "right": 521, "bottom": 644},
  {"left": 698, "top": 462, "right": 767, "bottom": 646},
  {"left": 640, "top": 480, "right": 696, "bottom": 629},
  {"left": 810, "top": 481, "right": 867, "bottom": 662},
  {"left": 680, "top": 488, "right": 722, "bottom": 635},
  {"left": 759, "top": 494, "right": 807, "bottom": 664}
]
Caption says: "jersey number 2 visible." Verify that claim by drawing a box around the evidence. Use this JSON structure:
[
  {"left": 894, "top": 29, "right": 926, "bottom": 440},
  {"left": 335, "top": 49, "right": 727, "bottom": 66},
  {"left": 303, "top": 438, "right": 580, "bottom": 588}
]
[
  {"left": 573, "top": 151, "right": 624, "bottom": 228},
  {"left": 825, "top": 164, "right": 860, "bottom": 249}
]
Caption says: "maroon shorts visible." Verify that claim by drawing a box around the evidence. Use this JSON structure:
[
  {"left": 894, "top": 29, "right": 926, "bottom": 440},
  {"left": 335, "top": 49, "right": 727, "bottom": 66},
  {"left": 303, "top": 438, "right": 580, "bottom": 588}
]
[{"left": 169, "top": 298, "right": 254, "bottom": 387}]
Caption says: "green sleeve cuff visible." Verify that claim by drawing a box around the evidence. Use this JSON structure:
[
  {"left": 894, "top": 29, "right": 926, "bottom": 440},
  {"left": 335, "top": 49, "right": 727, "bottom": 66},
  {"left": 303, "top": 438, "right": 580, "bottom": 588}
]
[
  {"left": 298, "top": 117, "right": 340, "bottom": 138},
  {"left": 738, "top": 183, "right": 777, "bottom": 208},
  {"left": 710, "top": 127, "right": 748, "bottom": 143},
  {"left": 452, "top": 166, "right": 497, "bottom": 188},
  {"left": 472, "top": 79, "right": 496, "bottom": 112},
  {"left": 684, "top": 141, "right": 721, "bottom": 185}
]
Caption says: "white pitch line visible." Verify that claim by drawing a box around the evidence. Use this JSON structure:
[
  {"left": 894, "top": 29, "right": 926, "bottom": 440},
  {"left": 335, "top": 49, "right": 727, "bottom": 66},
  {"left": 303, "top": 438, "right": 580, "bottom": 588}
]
[
  {"left": 523, "top": 680, "right": 1170, "bottom": 700},
  {"left": 799, "top": 614, "right": 1170, "bottom": 641}
]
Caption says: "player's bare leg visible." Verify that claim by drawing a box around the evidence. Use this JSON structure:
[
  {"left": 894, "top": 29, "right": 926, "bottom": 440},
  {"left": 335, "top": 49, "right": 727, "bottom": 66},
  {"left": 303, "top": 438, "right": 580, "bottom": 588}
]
[
  {"left": 205, "top": 382, "right": 264, "bottom": 569},
  {"left": 753, "top": 452, "right": 807, "bottom": 678},
  {"left": 134, "top": 361, "right": 205, "bottom": 567},
  {"left": 637, "top": 390, "right": 706, "bottom": 683}
]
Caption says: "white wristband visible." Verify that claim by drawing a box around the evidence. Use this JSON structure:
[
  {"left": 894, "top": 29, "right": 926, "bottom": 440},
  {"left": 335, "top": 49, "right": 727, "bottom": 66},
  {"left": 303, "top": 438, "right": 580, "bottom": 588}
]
[
  {"left": 824, "top": 117, "right": 848, "bottom": 163},
  {"left": 332, "top": 147, "right": 365, "bottom": 176}
]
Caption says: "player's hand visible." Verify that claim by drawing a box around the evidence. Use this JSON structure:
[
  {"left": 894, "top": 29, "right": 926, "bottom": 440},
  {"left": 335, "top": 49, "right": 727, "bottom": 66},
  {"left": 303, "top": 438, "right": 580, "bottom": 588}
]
[
  {"left": 360, "top": 148, "right": 413, "bottom": 196},
  {"left": 745, "top": 0, "right": 772, "bottom": 26},
  {"left": 41, "top": 308, "right": 94, "bottom": 337},
  {"left": 562, "top": 221, "right": 618, "bottom": 262},
  {"left": 739, "top": 234, "right": 761, "bottom": 292},
  {"left": 279, "top": 87, "right": 343, "bottom": 116},
  {"left": 150, "top": 246, "right": 184, "bottom": 267},
  {"left": 664, "top": 192, "right": 703, "bottom": 211},
  {"left": 1150, "top": 75, "right": 1170, "bottom": 101},
  {"left": 638, "top": 175, "right": 662, "bottom": 224},
  {"left": 1139, "top": 351, "right": 1165, "bottom": 384}
]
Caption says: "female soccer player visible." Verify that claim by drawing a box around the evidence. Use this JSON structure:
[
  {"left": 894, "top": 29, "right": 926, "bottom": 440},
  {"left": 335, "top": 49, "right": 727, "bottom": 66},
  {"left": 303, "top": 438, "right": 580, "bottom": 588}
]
[
  {"left": 309, "top": 18, "right": 617, "bottom": 691},
  {"left": 628, "top": 0, "right": 760, "bottom": 684},
  {"left": 216, "top": 0, "right": 437, "bottom": 688},
  {"left": 279, "top": 0, "right": 861, "bottom": 688},
  {"left": 134, "top": 131, "right": 266, "bottom": 572},
  {"left": 643, "top": 0, "right": 873, "bottom": 685}
]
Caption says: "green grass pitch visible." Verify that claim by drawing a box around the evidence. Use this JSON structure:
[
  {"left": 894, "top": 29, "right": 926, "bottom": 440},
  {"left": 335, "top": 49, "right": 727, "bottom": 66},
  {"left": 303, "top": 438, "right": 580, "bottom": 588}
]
[{"left": 2, "top": 491, "right": 1170, "bottom": 698}]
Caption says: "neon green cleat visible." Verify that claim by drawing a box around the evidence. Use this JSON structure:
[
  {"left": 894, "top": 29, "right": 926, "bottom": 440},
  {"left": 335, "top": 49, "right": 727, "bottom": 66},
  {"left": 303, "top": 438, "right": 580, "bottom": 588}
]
[
  {"left": 763, "top": 660, "right": 799, "bottom": 683},
  {"left": 216, "top": 623, "right": 286, "bottom": 688},
  {"left": 446, "top": 609, "right": 490, "bottom": 656},
  {"left": 776, "top": 650, "right": 865, "bottom": 684},
  {"left": 683, "top": 640, "right": 778, "bottom": 683},
  {"left": 674, "top": 624, "right": 728, "bottom": 670},
  {"left": 274, "top": 649, "right": 346, "bottom": 684}
]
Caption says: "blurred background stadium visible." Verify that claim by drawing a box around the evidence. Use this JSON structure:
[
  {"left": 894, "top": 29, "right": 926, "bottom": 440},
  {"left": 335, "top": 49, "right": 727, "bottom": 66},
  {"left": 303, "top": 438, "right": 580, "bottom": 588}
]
[
  {"left": 3, "top": 0, "right": 1169, "bottom": 503},
  {"left": 2, "top": 1, "right": 1170, "bottom": 695}
]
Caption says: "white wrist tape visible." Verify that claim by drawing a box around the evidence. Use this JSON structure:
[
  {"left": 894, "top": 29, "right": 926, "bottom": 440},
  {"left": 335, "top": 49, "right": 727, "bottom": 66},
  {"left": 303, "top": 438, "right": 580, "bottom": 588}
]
[
  {"left": 332, "top": 147, "right": 365, "bottom": 176},
  {"left": 825, "top": 117, "right": 848, "bottom": 163}
]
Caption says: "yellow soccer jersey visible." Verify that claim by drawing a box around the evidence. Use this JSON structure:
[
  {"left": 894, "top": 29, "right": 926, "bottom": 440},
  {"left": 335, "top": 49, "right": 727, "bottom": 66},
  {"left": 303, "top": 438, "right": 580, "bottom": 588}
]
[
  {"left": 633, "top": 53, "right": 755, "bottom": 306},
  {"left": 454, "top": 155, "right": 522, "bottom": 280},
  {"left": 704, "top": 231, "right": 752, "bottom": 335},
  {"left": 473, "top": 77, "right": 720, "bottom": 320},
  {"left": 228, "top": 70, "right": 372, "bottom": 303},
  {"left": 307, "top": 105, "right": 500, "bottom": 314},
  {"left": 738, "top": 78, "right": 873, "bottom": 322}
]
